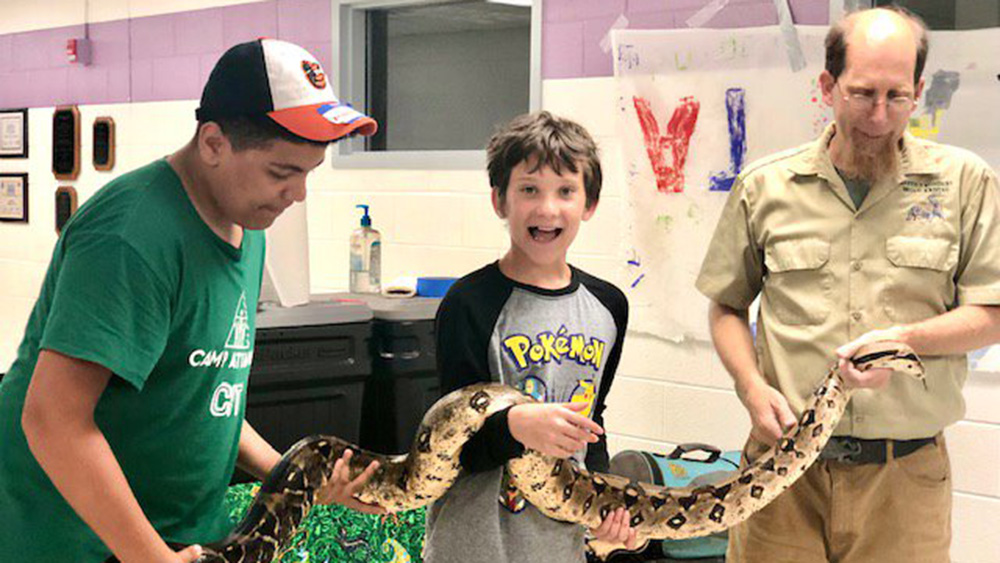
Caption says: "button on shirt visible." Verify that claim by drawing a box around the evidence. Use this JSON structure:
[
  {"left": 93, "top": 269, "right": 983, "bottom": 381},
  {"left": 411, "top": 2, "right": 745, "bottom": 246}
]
[{"left": 696, "top": 124, "right": 1000, "bottom": 439}]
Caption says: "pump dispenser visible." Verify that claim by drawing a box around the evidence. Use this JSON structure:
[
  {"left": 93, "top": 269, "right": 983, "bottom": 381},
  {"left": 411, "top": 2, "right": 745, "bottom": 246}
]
[{"left": 349, "top": 204, "right": 381, "bottom": 293}]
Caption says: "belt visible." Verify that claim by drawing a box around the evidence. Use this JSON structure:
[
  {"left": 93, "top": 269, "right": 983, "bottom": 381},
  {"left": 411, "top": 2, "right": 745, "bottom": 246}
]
[{"left": 818, "top": 436, "right": 936, "bottom": 465}]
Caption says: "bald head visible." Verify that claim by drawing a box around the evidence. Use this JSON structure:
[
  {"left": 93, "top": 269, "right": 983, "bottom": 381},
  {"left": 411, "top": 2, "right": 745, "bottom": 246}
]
[{"left": 826, "top": 7, "right": 929, "bottom": 85}]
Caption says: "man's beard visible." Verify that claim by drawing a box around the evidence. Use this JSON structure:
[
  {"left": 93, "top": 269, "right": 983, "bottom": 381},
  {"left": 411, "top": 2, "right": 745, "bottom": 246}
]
[{"left": 841, "top": 130, "right": 900, "bottom": 183}]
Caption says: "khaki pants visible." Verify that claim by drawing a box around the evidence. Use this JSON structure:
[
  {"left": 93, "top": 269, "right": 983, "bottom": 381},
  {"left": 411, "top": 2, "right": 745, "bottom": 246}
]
[{"left": 727, "top": 435, "right": 952, "bottom": 563}]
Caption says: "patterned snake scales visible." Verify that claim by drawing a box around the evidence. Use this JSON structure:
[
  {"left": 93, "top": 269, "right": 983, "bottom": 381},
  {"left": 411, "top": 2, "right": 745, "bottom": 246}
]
[{"left": 195, "top": 341, "right": 923, "bottom": 562}]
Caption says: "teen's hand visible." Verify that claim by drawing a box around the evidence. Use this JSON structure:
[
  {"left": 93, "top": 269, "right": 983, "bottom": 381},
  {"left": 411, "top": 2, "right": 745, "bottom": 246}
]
[
  {"left": 508, "top": 402, "right": 603, "bottom": 458},
  {"left": 316, "top": 449, "right": 387, "bottom": 515},
  {"left": 117, "top": 543, "right": 203, "bottom": 563},
  {"left": 590, "top": 507, "right": 640, "bottom": 551},
  {"left": 738, "top": 379, "right": 797, "bottom": 446}
]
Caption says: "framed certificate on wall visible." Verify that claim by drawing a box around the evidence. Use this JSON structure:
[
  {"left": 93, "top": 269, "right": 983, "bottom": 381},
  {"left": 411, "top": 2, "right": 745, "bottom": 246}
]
[
  {"left": 0, "top": 173, "right": 28, "bottom": 222},
  {"left": 0, "top": 109, "right": 28, "bottom": 159}
]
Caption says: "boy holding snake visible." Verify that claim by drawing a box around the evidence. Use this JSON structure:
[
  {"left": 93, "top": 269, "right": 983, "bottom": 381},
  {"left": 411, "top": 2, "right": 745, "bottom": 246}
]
[{"left": 425, "top": 111, "right": 637, "bottom": 562}]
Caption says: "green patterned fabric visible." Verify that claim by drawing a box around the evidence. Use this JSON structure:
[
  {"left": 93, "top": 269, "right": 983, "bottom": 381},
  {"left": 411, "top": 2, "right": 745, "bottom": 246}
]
[{"left": 224, "top": 484, "right": 425, "bottom": 563}]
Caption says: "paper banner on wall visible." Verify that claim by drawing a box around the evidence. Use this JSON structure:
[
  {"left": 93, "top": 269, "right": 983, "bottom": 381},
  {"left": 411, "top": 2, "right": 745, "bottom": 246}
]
[{"left": 611, "top": 25, "right": 1000, "bottom": 342}]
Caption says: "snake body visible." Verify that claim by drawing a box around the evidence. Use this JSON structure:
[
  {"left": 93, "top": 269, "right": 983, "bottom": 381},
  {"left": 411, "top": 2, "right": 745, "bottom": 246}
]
[{"left": 196, "top": 341, "right": 923, "bottom": 562}]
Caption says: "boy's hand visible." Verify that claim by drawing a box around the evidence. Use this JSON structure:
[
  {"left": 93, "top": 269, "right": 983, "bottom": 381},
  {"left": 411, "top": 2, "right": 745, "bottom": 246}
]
[
  {"left": 316, "top": 449, "right": 387, "bottom": 515},
  {"left": 508, "top": 402, "right": 603, "bottom": 458},
  {"left": 590, "top": 507, "right": 639, "bottom": 550}
]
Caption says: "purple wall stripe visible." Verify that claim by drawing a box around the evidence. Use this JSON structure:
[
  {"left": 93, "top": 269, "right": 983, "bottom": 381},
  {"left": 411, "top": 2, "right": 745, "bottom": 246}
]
[
  {"left": 0, "top": 0, "right": 830, "bottom": 108},
  {"left": 0, "top": 0, "right": 331, "bottom": 110},
  {"left": 542, "top": 0, "right": 830, "bottom": 79}
]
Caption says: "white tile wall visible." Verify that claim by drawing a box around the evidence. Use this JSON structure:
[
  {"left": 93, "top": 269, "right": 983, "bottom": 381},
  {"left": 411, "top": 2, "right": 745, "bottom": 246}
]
[
  {"left": 953, "top": 492, "right": 1000, "bottom": 563},
  {"left": 603, "top": 378, "right": 667, "bottom": 440},
  {"left": 0, "top": 0, "right": 92, "bottom": 34},
  {"left": 964, "top": 369, "right": 1000, "bottom": 425},
  {"left": 127, "top": 0, "right": 261, "bottom": 19},
  {"left": 946, "top": 421, "right": 1000, "bottom": 497}
]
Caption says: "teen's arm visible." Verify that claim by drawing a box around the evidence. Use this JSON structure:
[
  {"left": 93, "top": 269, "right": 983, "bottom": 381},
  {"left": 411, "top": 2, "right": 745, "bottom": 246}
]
[
  {"left": 235, "top": 420, "right": 281, "bottom": 481},
  {"left": 22, "top": 349, "right": 201, "bottom": 563}
]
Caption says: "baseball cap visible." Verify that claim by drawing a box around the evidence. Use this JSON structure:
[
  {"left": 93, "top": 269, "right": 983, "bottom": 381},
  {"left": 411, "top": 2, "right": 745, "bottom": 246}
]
[{"left": 196, "top": 38, "right": 377, "bottom": 142}]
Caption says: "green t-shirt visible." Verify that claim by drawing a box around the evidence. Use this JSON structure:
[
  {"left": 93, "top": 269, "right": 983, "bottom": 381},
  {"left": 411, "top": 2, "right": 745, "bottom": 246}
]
[{"left": 0, "top": 159, "right": 265, "bottom": 562}]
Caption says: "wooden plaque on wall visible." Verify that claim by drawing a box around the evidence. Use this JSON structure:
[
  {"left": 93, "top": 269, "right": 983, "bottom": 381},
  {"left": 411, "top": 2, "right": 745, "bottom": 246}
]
[
  {"left": 55, "top": 185, "right": 77, "bottom": 234},
  {"left": 52, "top": 105, "right": 80, "bottom": 180},
  {"left": 93, "top": 117, "right": 115, "bottom": 171}
]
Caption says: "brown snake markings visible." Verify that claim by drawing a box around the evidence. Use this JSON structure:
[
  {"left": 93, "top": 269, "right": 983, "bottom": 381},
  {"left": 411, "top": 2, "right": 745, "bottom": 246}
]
[{"left": 195, "top": 341, "right": 924, "bottom": 562}]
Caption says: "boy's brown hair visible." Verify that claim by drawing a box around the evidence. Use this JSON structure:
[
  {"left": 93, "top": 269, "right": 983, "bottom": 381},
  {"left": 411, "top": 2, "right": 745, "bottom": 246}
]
[{"left": 486, "top": 111, "right": 602, "bottom": 209}]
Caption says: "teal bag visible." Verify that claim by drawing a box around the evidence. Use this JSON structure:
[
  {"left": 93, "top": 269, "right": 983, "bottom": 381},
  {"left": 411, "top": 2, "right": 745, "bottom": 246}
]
[{"left": 608, "top": 443, "right": 740, "bottom": 560}]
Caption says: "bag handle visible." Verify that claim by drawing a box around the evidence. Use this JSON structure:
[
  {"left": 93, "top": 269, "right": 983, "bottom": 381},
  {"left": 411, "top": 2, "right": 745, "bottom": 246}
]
[{"left": 667, "top": 442, "right": 722, "bottom": 464}]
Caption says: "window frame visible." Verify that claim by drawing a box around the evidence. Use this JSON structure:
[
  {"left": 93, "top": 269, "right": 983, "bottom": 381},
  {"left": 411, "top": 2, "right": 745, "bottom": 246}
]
[{"left": 329, "top": 0, "right": 542, "bottom": 170}]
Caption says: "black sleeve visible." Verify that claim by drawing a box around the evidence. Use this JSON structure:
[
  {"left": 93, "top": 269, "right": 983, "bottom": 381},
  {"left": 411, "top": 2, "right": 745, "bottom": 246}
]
[
  {"left": 434, "top": 266, "right": 525, "bottom": 472},
  {"left": 580, "top": 274, "right": 629, "bottom": 473},
  {"left": 435, "top": 286, "right": 491, "bottom": 394}
]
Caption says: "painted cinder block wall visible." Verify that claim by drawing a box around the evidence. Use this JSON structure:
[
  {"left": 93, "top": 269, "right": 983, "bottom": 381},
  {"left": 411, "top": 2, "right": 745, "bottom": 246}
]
[{"left": 0, "top": 2, "right": 996, "bottom": 561}]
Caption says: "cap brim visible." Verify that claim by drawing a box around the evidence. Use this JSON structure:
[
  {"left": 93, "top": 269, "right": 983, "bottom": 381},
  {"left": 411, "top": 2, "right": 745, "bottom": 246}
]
[{"left": 268, "top": 103, "right": 378, "bottom": 142}]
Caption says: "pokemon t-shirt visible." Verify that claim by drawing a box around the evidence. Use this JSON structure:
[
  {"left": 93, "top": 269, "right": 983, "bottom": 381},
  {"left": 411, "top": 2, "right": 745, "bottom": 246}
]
[{"left": 425, "top": 261, "right": 628, "bottom": 563}]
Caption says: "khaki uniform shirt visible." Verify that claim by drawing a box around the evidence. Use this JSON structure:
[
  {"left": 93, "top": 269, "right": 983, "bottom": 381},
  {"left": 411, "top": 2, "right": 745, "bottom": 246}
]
[{"left": 696, "top": 124, "right": 1000, "bottom": 439}]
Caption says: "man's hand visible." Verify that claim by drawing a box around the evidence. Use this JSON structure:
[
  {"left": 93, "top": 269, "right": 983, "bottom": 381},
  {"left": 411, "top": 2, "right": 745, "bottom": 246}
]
[
  {"left": 316, "top": 449, "right": 386, "bottom": 515},
  {"left": 508, "top": 402, "right": 603, "bottom": 458},
  {"left": 589, "top": 507, "right": 640, "bottom": 551},
  {"left": 835, "top": 327, "right": 905, "bottom": 389},
  {"left": 738, "top": 380, "right": 797, "bottom": 446}
]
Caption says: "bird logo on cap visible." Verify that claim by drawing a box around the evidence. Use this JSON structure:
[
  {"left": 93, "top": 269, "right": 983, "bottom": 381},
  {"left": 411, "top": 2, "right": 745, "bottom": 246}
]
[{"left": 301, "top": 60, "right": 327, "bottom": 89}]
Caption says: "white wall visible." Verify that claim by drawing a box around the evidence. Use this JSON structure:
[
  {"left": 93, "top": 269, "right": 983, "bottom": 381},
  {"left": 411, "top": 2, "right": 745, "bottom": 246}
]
[{"left": 0, "top": 0, "right": 264, "bottom": 34}]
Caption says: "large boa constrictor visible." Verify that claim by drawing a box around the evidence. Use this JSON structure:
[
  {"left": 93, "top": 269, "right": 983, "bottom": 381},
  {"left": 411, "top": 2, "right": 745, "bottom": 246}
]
[{"left": 192, "top": 341, "right": 923, "bottom": 562}]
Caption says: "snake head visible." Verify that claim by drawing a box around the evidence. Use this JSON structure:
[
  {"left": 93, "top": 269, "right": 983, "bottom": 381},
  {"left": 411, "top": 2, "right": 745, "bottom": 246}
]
[{"left": 850, "top": 340, "right": 927, "bottom": 390}]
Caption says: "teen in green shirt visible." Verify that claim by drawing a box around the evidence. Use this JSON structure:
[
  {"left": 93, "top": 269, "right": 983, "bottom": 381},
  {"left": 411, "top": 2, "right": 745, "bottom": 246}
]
[{"left": 0, "top": 39, "right": 382, "bottom": 563}]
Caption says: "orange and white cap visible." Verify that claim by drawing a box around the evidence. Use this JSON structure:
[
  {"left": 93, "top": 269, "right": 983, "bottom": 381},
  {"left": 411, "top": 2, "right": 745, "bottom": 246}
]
[{"left": 196, "top": 38, "right": 377, "bottom": 142}]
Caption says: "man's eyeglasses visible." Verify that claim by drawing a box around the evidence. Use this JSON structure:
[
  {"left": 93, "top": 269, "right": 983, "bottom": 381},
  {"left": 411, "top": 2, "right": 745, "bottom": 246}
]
[{"left": 835, "top": 82, "right": 916, "bottom": 115}]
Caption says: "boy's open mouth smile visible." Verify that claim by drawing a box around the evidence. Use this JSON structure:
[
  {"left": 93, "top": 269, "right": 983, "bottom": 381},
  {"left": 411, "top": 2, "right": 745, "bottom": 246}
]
[{"left": 529, "top": 226, "right": 562, "bottom": 242}]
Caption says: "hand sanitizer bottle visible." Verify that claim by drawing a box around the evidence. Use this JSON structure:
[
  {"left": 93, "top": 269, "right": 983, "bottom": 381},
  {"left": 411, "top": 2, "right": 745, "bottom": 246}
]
[{"left": 349, "top": 204, "right": 381, "bottom": 294}]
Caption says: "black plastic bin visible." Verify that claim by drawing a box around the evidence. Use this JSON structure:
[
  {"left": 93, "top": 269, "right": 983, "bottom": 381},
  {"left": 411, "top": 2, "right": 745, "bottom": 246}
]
[
  {"left": 344, "top": 294, "right": 442, "bottom": 455},
  {"left": 236, "top": 300, "right": 373, "bottom": 482}
]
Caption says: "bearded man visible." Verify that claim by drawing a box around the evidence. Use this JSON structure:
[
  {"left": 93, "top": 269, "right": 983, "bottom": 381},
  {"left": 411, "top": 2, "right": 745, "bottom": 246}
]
[{"left": 696, "top": 7, "right": 1000, "bottom": 563}]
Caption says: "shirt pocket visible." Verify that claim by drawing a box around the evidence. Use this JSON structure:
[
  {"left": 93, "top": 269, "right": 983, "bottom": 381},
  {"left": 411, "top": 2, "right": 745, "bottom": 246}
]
[
  {"left": 763, "top": 237, "right": 832, "bottom": 325},
  {"left": 883, "top": 236, "right": 958, "bottom": 323}
]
